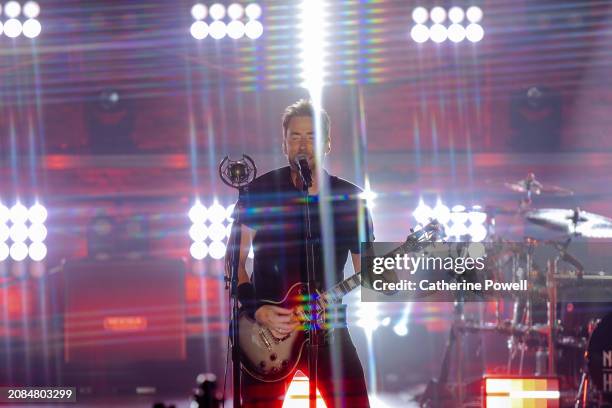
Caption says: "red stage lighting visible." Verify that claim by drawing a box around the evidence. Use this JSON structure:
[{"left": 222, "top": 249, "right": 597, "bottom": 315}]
[{"left": 483, "top": 376, "right": 560, "bottom": 408}]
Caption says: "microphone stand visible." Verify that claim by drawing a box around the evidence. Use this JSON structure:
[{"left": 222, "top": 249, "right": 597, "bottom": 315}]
[
  {"left": 219, "top": 155, "right": 256, "bottom": 408},
  {"left": 297, "top": 164, "right": 319, "bottom": 408}
]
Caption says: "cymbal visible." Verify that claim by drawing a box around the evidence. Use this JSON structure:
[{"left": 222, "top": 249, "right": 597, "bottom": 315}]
[
  {"left": 525, "top": 208, "right": 612, "bottom": 238},
  {"left": 504, "top": 173, "right": 574, "bottom": 196}
]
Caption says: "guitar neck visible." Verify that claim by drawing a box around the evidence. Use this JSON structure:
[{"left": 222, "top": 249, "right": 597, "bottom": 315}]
[{"left": 324, "top": 272, "right": 362, "bottom": 302}]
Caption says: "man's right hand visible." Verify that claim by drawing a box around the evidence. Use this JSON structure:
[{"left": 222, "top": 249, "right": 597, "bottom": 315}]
[{"left": 255, "top": 305, "right": 299, "bottom": 339}]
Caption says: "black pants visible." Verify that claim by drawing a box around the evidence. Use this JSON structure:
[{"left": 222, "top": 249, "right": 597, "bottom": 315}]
[{"left": 241, "top": 329, "right": 370, "bottom": 408}]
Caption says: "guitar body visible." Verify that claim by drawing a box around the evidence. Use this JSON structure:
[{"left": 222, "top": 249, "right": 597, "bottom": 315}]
[
  {"left": 238, "top": 282, "right": 309, "bottom": 382},
  {"left": 236, "top": 220, "right": 442, "bottom": 383}
]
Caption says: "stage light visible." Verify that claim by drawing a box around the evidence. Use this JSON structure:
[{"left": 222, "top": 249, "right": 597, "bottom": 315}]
[
  {"left": 191, "top": 3, "right": 207, "bottom": 20},
  {"left": 4, "top": 1, "right": 21, "bottom": 19},
  {"left": 468, "top": 209, "right": 487, "bottom": 225},
  {"left": 209, "top": 20, "right": 226, "bottom": 39},
  {"left": 208, "top": 223, "right": 227, "bottom": 242},
  {"left": 429, "top": 24, "right": 447, "bottom": 43},
  {"left": 189, "top": 224, "right": 209, "bottom": 242},
  {"left": 207, "top": 202, "right": 226, "bottom": 224},
  {"left": 466, "top": 23, "right": 484, "bottom": 42},
  {"left": 9, "top": 223, "right": 28, "bottom": 243},
  {"left": 282, "top": 371, "right": 326, "bottom": 408},
  {"left": 484, "top": 377, "right": 560, "bottom": 407},
  {"left": 448, "top": 7, "right": 464, "bottom": 23},
  {"left": 410, "top": 24, "right": 429, "bottom": 43},
  {"left": 411, "top": 7, "right": 428, "bottom": 24},
  {"left": 468, "top": 224, "right": 487, "bottom": 242},
  {"left": 228, "top": 3, "right": 244, "bottom": 20},
  {"left": 393, "top": 322, "right": 408, "bottom": 337},
  {"left": 3, "top": 18, "right": 22, "bottom": 38},
  {"left": 28, "top": 242, "right": 47, "bottom": 261},
  {"left": 189, "top": 201, "right": 208, "bottom": 224},
  {"left": 227, "top": 20, "right": 245, "bottom": 39},
  {"left": 0, "top": 204, "right": 9, "bottom": 224},
  {"left": 0, "top": 224, "right": 9, "bottom": 242},
  {"left": 0, "top": 243, "right": 8, "bottom": 261},
  {"left": 10, "top": 203, "right": 28, "bottom": 224},
  {"left": 413, "top": 199, "right": 433, "bottom": 225},
  {"left": 190, "top": 241, "right": 209, "bottom": 260},
  {"left": 245, "top": 3, "right": 262, "bottom": 20},
  {"left": 209, "top": 241, "right": 226, "bottom": 260},
  {"left": 381, "top": 317, "right": 391, "bottom": 326},
  {"left": 28, "top": 224, "right": 47, "bottom": 242},
  {"left": 226, "top": 223, "right": 233, "bottom": 238},
  {"left": 299, "top": 0, "right": 328, "bottom": 90},
  {"left": 244, "top": 19, "right": 263, "bottom": 39},
  {"left": 22, "top": 19, "right": 41, "bottom": 38},
  {"left": 190, "top": 20, "right": 209, "bottom": 39},
  {"left": 360, "top": 179, "right": 377, "bottom": 209},
  {"left": 10, "top": 242, "right": 28, "bottom": 261},
  {"left": 433, "top": 199, "right": 450, "bottom": 225},
  {"left": 430, "top": 6, "right": 446, "bottom": 24},
  {"left": 447, "top": 24, "right": 466, "bottom": 43},
  {"left": 356, "top": 302, "right": 380, "bottom": 331},
  {"left": 28, "top": 203, "right": 47, "bottom": 224},
  {"left": 225, "top": 204, "right": 235, "bottom": 222},
  {"left": 0, "top": 21, "right": 3, "bottom": 36},
  {"left": 209, "top": 3, "right": 226, "bottom": 21},
  {"left": 466, "top": 6, "right": 483, "bottom": 24},
  {"left": 23, "top": 1, "right": 40, "bottom": 19}
]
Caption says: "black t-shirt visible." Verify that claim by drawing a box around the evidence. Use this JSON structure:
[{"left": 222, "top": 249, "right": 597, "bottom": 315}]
[{"left": 237, "top": 166, "right": 374, "bottom": 303}]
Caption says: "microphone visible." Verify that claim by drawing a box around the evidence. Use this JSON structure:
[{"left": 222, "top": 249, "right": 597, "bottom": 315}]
[
  {"left": 219, "top": 155, "right": 257, "bottom": 189},
  {"left": 295, "top": 154, "right": 312, "bottom": 189}
]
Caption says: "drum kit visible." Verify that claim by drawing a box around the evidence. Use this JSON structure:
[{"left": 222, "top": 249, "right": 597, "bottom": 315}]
[{"left": 429, "top": 173, "right": 612, "bottom": 408}]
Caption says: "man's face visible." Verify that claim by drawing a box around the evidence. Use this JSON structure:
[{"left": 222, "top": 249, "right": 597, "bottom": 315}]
[{"left": 282, "top": 116, "right": 330, "bottom": 170}]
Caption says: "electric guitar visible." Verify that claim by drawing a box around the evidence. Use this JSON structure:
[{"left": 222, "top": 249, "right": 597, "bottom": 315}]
[{"left": 237, "top": 220, "right": 442, "bottom": 382}]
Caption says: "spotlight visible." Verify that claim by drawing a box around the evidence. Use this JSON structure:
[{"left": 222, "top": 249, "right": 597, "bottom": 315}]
[
  {"left": 245, "top": 3, "right": 262, "bottom": 20},
  {"left": 190, "top": 241, "right": 209, "bottom": 260},
  {"left": 208, "top": 223, "right": 227, "bottom": 242},
  {"left": 467, "top": 224, "right": 487, "bottom": 242},
  {"left": 393, "top": 323, "right": 408, "bottom": 337},
  {"left": 413, "top": 199, "right": 433, "bottom": 225},
  {"left": 433, "top": 199, "right": 450, "bottom": 224},
  {"left": 209, "top": 3, "right": 226, "bottom": 21},
  {"left": 410, "top": 24, "right": 429, "bottom": 43},
  {"left": 22, "top": 19, "right": 41, "bottom": 39},
  {"left": 3, "top": 19, "right": 22, "bottom": 38},
  {"left": 28, "top": 203, "right": 47, "bottom": 224},
  {"left": 466, "top": 23, "right": 484, "bottom": 42},
  {"left": 28, "top": 242, "right": 47, "bottom": 261},
  {"left": 209, "top": 20, "right": 226, "bottom": 39},
  {"left": 448, "top": 6, "right": 464, "bottom": 24},
  {"left": 411, "top": 7, "right": 428, "bottom": 25},
  {"left": 359, "top": 179, "right": 377, "bottom": 209},
  {"left": 227, "top": 20, "right": 245, "bottom": 39},
  {"left": 28, "top": 224, "right": 47, "bottom": 242},
  {"left": 0, "top": 224, "right": 9, "bottom": 242},
  {"left": 4, "top": 1, "right": 21, "bottom": 19},
  {"left": 430, "top": 6, "right": 446, "bottom": 24},
  {"left": 0, "top": 243, "right": 8, "bottom": 261},
  {"left": 191, "top": 3, "right": 207, "bottom": 21},
  {"left": 207, "top": 202, "right": 226, "bottom": 224},
  {"left": 227, "top": 3, "right": 244, "bottom": 20},
  {"left": 23, "top": 1, "right": 40, "bottom": 19},
  {"left": 190, "top": 21, "right": 209, "bottom": 40},
  {"left": 0, "top": 204, "right": 9, "bottom": 224},
  {"left": 244, "top": 20, "right": 263, "bottom": 39},
  {"left": 10, "top": 203, "right": 29, "bottom": 224},
  {"left": 429, "top": 24, "right": 447, "bottom": 43},
  {"left": 10, "top": 223, "right": 28, "bottom": 243},
  {"left": 225, "top": 204, "right": 235, "bottom": 222},
  {"left": 447, "top": 24, "right": 466, "bottom": 43},
  {"left": 189, "top": 224, "right": 209, "bottom": 242},
  {"left": 466, "top": 6, "right": 483, "bottom": 23},
  {"left": 208, "top": 241, "right": 226, "bottom": 260},
  {"left": 10, "top": 242, "right": 28, "bottom": 261},
  {"left": 189, "top": 201, "right": 208, "bottom": 224},
  {"left": 0, "top": 22, "right": 3, "bottom": 36}
]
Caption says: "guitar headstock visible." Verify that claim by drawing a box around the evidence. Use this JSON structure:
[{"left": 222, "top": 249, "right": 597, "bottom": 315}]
[{"left": 403, "top": 219, "right": 444, "bottom": 252}]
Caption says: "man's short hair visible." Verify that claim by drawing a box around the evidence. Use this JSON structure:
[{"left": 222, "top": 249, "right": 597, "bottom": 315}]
[{"left": 281, "top": 99, "right": 330, "bottom": 139}]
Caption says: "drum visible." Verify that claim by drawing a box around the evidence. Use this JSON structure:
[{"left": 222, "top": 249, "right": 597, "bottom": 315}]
[{"left": 587, "top": 313, "right": 612, "bottom": 403}]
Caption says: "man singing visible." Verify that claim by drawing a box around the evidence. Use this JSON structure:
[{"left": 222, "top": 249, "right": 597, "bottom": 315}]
[{"left": 230, "top": 99, "right": 373, "bottom": 407}]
